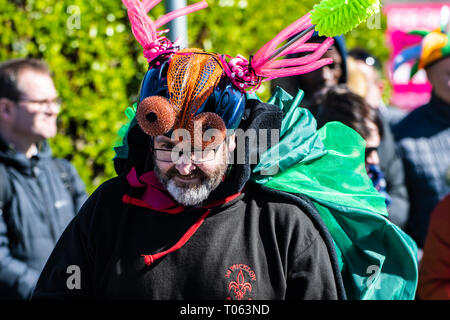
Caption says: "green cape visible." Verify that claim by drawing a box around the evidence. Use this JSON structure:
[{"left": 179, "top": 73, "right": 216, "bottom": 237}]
[{"left": 252, "top": 87, "right": 418, "bottom": 300}]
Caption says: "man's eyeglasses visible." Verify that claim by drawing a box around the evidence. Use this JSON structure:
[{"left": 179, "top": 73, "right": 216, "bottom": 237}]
[
  {"left": 152, "top": 143, "right": 223, "bottom": 164},
  {"left": 18, "top": 97, "right": 62, "bottom": 112}
]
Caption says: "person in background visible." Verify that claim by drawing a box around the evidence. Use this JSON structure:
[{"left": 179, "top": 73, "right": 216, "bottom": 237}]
[
  {"left": 315, "top": 85, "right": 391, "bottom": 208},
  {"left": 417, "top": 194, "right": 450, "bottom": 300},
  {"left": 392, "top": 24, "right": 450, "bottom": 250},
  {"left": 0, "top": 58, "right": 87, "bottom": 299},
  {"left": 346, "top": 49, "right": 410, "bottom": 230},
  {"left": 347, "top": 48, "right": 407, "bottom": 128},
  {"left": 271, "top": 33, "right": 348, "bottom": 116}
]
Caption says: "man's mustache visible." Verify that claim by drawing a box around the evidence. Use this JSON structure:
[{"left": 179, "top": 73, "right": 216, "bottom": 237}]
[{"left": 165, "top": 166, "right": 207, "bottom": 181}]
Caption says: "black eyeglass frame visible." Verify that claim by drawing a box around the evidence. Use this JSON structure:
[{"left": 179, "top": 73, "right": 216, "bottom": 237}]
[
  {"left": 151, "top": 141, "right": 225, "bottom": 164},
  {"left": 16, "top": 96, "right": 62, "bottom": 112}
]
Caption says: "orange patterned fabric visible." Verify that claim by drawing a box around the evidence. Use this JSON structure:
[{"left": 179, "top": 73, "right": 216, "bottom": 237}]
[{"left": 167, "top": 49, "right": 224, "bottom": 130}]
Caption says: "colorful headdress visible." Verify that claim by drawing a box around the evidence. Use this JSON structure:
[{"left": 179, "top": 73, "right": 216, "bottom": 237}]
[
  {"left": 117, "top": 0, "right": 382, "bottom": 152},
  {"left": 393, "top": 5, "right": 450, "bottom": 78}
]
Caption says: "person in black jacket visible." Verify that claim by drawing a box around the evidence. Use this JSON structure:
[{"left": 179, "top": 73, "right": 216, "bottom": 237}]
[
  {"left": 31, "top": 1, "right": 346, "bottom": 300},
  {"left": 32, "top": 111, "right": 343, "bottom": 299},
  {"left": 31, "top": 60, "right": 344, "bottom": 301},
  {"left": 0, "top": 58, "right": 87, "bottom": 299}
]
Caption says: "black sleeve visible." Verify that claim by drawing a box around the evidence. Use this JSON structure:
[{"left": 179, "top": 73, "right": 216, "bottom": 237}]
[
  {"left": 384, "top": 153, "right": 410, "bottom": 229},
  {"left": 0, "top": 212, "right": 40, "bottom": 299},
  {"left": 286, "top": 233, "right": 339, "bottom": 300},
  {"left": 31, "top": 200, "right": 94, "bottom": 299}
]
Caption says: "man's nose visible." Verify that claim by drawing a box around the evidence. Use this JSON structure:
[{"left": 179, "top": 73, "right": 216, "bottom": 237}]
[
  {"left": 322, "top": 66, "right": 335, "bottom": 84},
  {"left": 175, "top": 157, "right": 197, "bottom": 175},
  {"left": 44, "top": 103, "right": 61, "bottom": 115},
  {"left": 366, "top": 150, "right": 380, "bottom": 166}
]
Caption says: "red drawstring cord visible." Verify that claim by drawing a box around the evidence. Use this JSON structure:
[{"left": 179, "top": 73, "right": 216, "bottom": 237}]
[
  {"left": 122, "top": 194, "right": 184, "bottom": 214},
  {"left": 141, "top": 209, "right": 212, "bottom": 266},
  {"left": 124, "top": 191, "right": 242, "bottom": 266}
]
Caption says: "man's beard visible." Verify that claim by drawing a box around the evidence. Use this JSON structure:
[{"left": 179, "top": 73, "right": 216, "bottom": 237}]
[{"left": 154, "top": 160, "right": 227, "bottom": 207}]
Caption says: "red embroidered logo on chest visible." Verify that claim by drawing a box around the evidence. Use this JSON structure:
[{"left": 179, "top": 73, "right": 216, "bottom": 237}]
[{"left": 224, "top": 264, "right": 256, "bottom": 300}]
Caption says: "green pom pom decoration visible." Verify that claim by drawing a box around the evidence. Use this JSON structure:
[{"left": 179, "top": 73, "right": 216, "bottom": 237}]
[
  {"left": 310, "top": 0, "right": 381, "bottom": 37},
  {"left": 124, "top": 104, "right": 137, "bottom": 121},
  {"left": 113, "top": 102, "right": 137, "bottom": 155},
  {"left": 118, "top": 103, "right": 137, "bottom": 138}
]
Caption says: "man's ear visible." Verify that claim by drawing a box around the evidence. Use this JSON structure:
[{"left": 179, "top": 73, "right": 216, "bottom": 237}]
[{"left": 0, "top": 98, "right": 15, "bottom": 122}]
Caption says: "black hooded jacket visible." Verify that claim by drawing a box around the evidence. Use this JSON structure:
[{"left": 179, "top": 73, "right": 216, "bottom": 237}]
[
  {"left": 0, "top": 138, "right": 87, "bottom": 299},
  {"left": 32, "top": 99, "right": 346, "bottom": 300}
]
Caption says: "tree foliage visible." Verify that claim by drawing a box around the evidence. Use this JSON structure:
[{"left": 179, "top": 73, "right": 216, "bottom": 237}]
[{"left": 0, "top": 0, "right": 388, "bottom": 193}]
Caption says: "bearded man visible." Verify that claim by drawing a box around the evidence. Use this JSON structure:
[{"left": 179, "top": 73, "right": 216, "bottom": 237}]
[
  {"left": 32, "top": 0, "right": 420, "bottom": 301},
  {"left": 30, "top": 0, "right": 346, "bottom": 300}
]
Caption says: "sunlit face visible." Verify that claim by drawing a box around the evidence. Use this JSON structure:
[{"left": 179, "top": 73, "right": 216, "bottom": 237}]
[
  {"left": 13, "top": 69, "right": 60, "bottom": 141},
  {"left": 354, "top": 60, "right": 383, "bottom": 109},
  {"left": 365, "top": 120, "right": 381, "bottom": 171},
  {"left": 153, "top": 134, "right": 236, "bottom": 206},
  {"left": 426, "top": 56, "right": 450, "bottom": 105}
]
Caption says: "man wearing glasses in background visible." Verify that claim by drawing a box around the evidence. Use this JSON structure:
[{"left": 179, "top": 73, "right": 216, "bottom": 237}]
[{"left": 0, "top": 58, "right": 87, "bottom": 299}]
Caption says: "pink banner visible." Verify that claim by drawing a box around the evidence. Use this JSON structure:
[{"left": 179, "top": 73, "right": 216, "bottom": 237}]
[{"left": 384, "top": 2, "right": 448, "bottom": 111}]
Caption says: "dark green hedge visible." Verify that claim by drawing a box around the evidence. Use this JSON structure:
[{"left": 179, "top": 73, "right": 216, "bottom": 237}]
[{"left": 0, "top": 0, "right": 388, "bottom": 193}]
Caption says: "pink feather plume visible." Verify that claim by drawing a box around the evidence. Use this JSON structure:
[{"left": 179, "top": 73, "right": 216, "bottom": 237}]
[
  {"left": 122, "top": 0, "right": 208, "bottom": 63},
  {"left": 221, "top": 12, "right": 335, "bottom": 92}
]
